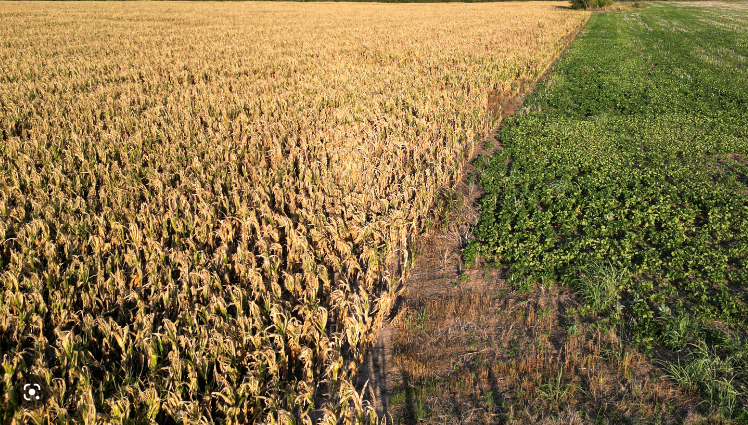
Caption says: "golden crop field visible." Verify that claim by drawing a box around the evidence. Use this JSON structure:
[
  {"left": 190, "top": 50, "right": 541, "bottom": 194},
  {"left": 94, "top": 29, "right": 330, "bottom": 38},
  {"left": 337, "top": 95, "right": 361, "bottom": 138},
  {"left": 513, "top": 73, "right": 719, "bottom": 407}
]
[{"left": 0, "top": 2, "right": 588, "bottom": 424}]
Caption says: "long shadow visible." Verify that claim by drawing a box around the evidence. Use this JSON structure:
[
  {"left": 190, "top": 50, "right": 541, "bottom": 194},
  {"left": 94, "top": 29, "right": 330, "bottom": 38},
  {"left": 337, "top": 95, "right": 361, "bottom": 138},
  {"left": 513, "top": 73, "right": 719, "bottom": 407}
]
[
  {"left": 377, "top": 335, "right": 389, "bottom": 419},
  {"left": 401, "top": 370, "right": 416, "bottom": 425},
  {"left": 486, "top": 366, "right": 510, "bottom": 423},
  {"left": 368, "top": 331, "right": 391, "bottom": 419},
  {"left": 353, "top": 332, "right": 390, "bottom": 420}
]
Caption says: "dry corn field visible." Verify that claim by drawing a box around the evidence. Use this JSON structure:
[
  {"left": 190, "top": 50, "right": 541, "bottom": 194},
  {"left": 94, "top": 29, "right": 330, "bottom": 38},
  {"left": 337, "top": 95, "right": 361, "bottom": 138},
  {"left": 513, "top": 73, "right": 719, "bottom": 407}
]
[{"left": 0, "top": 2, "right": 589, "bottom": 424}]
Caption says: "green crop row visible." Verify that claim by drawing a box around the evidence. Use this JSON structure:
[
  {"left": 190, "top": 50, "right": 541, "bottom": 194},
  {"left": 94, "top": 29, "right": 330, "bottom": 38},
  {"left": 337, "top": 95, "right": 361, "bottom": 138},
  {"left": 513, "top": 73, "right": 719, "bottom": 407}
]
[{"left": 466, "top": 3, "right": 748, "bottom": 420}]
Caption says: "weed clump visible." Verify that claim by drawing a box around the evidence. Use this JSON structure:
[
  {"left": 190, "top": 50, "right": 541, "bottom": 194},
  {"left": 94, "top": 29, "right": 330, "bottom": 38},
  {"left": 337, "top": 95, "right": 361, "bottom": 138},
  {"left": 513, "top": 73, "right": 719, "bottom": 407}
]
[{"left": 574, "top": 262, "right": 626, "bottom": 314}]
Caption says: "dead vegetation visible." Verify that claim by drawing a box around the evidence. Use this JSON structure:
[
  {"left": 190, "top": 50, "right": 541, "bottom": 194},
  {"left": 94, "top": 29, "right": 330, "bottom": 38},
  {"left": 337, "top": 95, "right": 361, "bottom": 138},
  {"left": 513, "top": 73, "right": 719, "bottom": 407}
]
[{"left": 0, "top": 2, "right": 591, "bottom": 424}]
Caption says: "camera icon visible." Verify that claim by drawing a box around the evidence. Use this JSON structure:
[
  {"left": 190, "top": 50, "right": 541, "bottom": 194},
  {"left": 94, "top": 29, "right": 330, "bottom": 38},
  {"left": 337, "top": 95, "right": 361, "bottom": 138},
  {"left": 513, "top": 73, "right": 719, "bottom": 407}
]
[
  {"left": 22, "top": 383, "right": 42, "bottom": 401},
  {"left": 17, "top": 375, "right": 47, "bottom": 406}
]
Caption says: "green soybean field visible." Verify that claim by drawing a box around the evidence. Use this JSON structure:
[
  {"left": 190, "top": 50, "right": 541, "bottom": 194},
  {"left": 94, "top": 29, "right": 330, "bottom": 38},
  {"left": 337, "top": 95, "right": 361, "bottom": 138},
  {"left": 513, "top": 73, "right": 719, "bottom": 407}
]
[{"left": 465, "top": 2, "right": 748, "bottom": 420}]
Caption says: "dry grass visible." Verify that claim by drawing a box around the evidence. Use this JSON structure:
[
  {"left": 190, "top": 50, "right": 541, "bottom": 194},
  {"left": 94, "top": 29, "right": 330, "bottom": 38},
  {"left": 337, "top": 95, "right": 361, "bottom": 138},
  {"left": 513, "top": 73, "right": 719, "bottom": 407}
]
[
  {"left": 387, "top": 275, "right": 720, "bottom": 424},
  {"left": 0, "top": 2, "right": 589, "bottom": 423},
  {"left": 598, "top": 3, "right": 640, "bottom": 12}
]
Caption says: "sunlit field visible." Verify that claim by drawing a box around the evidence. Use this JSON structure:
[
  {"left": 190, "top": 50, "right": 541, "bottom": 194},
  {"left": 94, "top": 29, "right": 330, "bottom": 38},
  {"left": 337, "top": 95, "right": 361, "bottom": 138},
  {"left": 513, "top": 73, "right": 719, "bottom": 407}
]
[{"left": 0, "top": 2, "right": 588, "bottom": 423}]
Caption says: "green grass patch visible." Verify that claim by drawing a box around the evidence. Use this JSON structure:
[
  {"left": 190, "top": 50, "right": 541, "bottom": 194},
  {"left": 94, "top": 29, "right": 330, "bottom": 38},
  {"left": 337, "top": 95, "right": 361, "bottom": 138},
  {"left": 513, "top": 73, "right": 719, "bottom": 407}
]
[{"left": 465, "top": 3, "right": 748, "bottom": 420}]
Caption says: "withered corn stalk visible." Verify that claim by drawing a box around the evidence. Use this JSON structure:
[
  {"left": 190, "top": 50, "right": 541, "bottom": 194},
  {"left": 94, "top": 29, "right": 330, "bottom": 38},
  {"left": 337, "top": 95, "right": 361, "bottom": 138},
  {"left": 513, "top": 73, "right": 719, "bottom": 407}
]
[{"left": 0, "top": 2, "right": 589, "bottom": 424}]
